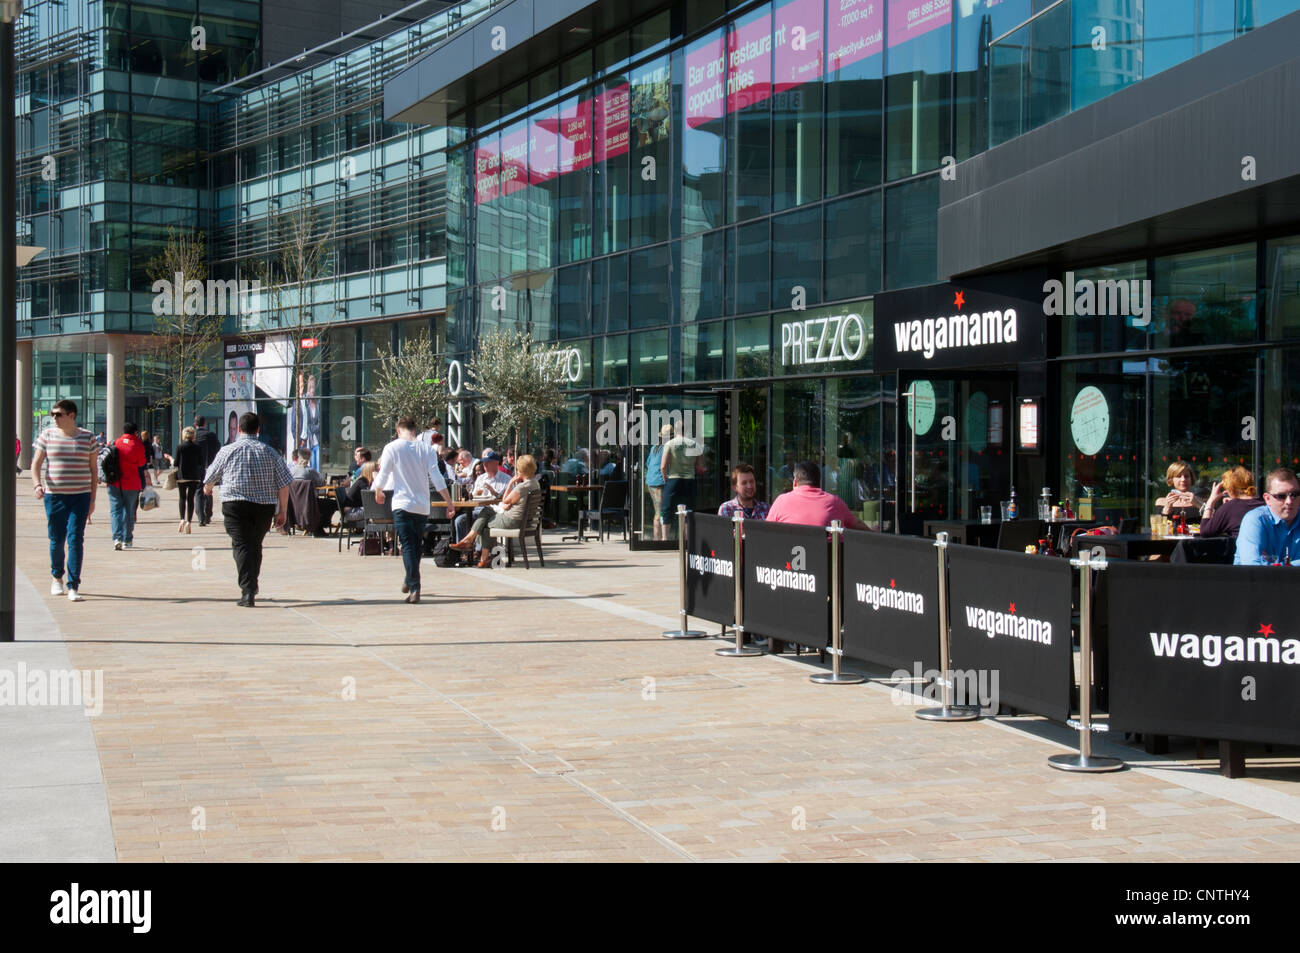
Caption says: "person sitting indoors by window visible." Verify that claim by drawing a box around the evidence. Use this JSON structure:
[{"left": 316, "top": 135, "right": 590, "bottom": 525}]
[
  {"left": 290, "top": 447, "right": 324, "bottom": 487},
  {"left": 449, "top": 454, "right": 540, "bottom": 568},
  {"left": 766, "top": 461, "right": 868, "bottom": 530},
  {"left": 1154, "top": 461, "right": 1204, "bottom": 526},
  {"left": 1235, "top": 468, "right": 1300, "bottom": 565},
  {"left": 1199, "top": 465, "right": 1265, "bottom": 539}
]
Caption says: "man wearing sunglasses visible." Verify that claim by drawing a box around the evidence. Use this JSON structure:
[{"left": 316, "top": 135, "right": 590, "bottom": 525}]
[
  {"left": 30, "top": 399, "right": 99, "bottom": 601},
  {"left": 1235, "top": 468, "right": 1300, "bottom": 566}
]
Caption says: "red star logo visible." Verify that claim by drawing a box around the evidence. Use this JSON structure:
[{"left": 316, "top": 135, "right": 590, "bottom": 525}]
[
  {"left": 1008, "top": 602, "right": 1017, "bottom": 614},
  {"left": 710, "top": 550, "right": 715, "bottom": 557},
  {"left": 954, "top": 290, "right": 966, "bottom": 310},
  {"left": 785, "top": 562, "right": 791, "bottom": 570},
  {"left": 1258, "top": 623, "right": 1276, "bottom": 637},
  {"left": 890, "top": 579, "right": 896, "bottom": 588}
]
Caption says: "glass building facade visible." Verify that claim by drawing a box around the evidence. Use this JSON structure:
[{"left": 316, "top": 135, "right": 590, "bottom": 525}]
[{"left": 436, "top": 0, "right": 1300, "bottom": 538}]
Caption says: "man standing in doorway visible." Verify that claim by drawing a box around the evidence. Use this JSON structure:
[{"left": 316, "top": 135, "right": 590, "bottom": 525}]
[
  {"left": 374, "top": 416, "right": 453, "bottom": 604},
  {"left": 659, "top": 423, "right": 699, "bottom": 537},
  {"left": 30, "top": 399, "right": 98, "bottom": 602},
  {"left": 203, "top": 412, "right": 293, "bottom": 607},
  {"left": 193, "top": 415, "right": 221, "bottom": 526}
]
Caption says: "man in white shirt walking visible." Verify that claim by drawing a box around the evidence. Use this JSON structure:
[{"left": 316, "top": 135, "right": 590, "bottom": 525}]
[{"left": 374, "top": 416, "right": 453, "bottom": 604}]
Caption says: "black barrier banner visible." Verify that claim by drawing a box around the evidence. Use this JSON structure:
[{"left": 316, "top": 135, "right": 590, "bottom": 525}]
[
  {"left": 947, "top": 547, "right": 1074, "bottom": 721},
  {"left": 742, "top": 520, "right": 829, "bottom": 649},
  {"left": 841, "top": 530, "right": 940, "bottom": 674},
  {"left": 684, "top": 513, "right": 737, "bottom": 626},
  {"left": 1108, "top": 562, "right": 1300, "bottom": 746}
]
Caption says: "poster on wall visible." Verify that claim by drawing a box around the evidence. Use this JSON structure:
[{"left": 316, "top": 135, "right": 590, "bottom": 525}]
[
  {"left": 223, "top": 340, "right": 261, "bottom": 446},
  {"left": 887, "top": 0, "right": 952, "bottom": 49},
  {"left": 827, "top": 0, "right": 884, "bottom": 73}
]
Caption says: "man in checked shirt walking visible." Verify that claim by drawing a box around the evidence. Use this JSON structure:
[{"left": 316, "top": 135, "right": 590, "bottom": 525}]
[{"left": 202, "top": 412, "right": 293, "bottom": 607}]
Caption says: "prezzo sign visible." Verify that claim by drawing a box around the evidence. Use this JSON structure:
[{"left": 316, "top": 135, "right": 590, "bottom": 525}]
[
  {"left": 780, "top": 312, "right": 868, "bottom": 366},
  {"left": 873, "top": 283, "right": 1047, "bottom": 371}
]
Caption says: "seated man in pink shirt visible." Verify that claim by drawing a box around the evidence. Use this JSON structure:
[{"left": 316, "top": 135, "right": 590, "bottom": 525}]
[{"left": 766, "top": 461, "right": 868, "bottom": 531}]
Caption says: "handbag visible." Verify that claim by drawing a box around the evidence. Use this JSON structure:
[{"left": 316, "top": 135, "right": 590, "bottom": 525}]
[
  {"left": 163, "top": 467, "right": 178, "bottom": 491},
  {"left": 140, "top": 486, "right": 160, "bottom": 510}
]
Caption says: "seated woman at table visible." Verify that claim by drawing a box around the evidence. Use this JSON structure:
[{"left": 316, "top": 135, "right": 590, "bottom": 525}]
[
  {"left": 1198, "top": 465, "right": 1265, "bottom": 538},
  {"left": 1154, "top": 461, "right": 1205, "bottom": 526},
  {"left": 343, "top": 461, "right": 378, "bottom": 520},
  {"left": 449, "top": 454, "right": 539, "bottom": 568}
]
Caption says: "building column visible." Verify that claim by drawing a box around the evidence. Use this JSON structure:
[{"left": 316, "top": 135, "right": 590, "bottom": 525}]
[
  {"left": 106, "top": 335, "right": 125, "bottom": 441},
  {"left": 15, "top": 339, "right": 31, "bottom": 468}
]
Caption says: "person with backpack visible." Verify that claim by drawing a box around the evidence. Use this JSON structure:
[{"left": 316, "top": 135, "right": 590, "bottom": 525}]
[
  {"left": 106, "top": 422, "right": 148, "bottom": 550},
  {"left": 30, "top": 399, "right": 98, "bottom": 601},
  {"left": 193, "top": 415, "right": 221, "bottom": 526}
]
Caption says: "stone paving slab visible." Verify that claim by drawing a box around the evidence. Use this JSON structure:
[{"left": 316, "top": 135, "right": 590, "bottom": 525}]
[{"left": 4, "top": 484, "right": 1300, "bottom": 861}]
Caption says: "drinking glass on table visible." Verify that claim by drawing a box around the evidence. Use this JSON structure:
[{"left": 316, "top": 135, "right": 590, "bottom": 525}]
[{"left": 980, "top": 506, "right": 993, "bottom": 524}]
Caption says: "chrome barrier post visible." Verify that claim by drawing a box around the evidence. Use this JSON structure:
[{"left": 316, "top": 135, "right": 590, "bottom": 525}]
[
  {"left": 717, "top": 512, "right": 761, "bottom": 657},
  {"left": 663, "top": 504, "right": 706, "bottom": 639},
  {"left": 1049, "top": 552, "right": 1124, "bottom": 772},
  {"left": 916, "top": 532, "right": 981, "bottom": 721},
  {"left": 811, "top": 521, "right": 864, "bottom": 684}
]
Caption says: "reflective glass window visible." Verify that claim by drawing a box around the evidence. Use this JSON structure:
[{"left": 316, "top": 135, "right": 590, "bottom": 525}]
[
  {"left": 884, "top": 0, "right": 951, "bottom": 180},
  {"left": 824, "top": 191, "right": 882, "bottom": 301},
  {"left": 883, "top": 176, "right": 937, "bottom": 290},
  {"left": 727, "top": 3, "right": 773, "bottom": 222}
]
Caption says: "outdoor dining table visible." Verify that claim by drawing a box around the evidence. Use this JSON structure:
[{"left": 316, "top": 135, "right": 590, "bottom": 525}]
[
  {"left": 1068, "top": 532, "right": 1231, "bottom": 563},
  {"left": 923, "top": 518, "right": 1006, "bottom": 547}
]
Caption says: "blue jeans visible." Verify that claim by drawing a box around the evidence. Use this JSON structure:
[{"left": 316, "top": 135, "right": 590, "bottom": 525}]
[
  {"left": 108, "top": 486, "right": 140, "bottom": 543},
  {"left": 45, "top": 492, "right": 91, "bottom": 590},
  {"left": 393, "top": 509, "right": 428, "bottom": 593}
]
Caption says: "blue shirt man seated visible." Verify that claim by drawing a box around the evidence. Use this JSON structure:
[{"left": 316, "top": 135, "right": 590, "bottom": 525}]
[{"left": 1234, "top": 467, "right": 1300, "bottom": 565}]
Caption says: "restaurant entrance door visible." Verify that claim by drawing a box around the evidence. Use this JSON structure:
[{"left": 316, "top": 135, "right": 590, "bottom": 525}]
[
  {"left": 592, "top": 389, "right": 725, "bottom": 547},
  {"left": 897, "top": 371, "right": 1015, "bottom": 534}
]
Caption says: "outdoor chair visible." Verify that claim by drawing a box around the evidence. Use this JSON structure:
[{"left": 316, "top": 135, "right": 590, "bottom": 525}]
[
  {"left": 996, "top": 518, "right": 1045, "bottom": 552},
  {"left": 485, "top": 487, "right": 545, "bottom": 568},
  {"left": 360, "top": 489, "right": 397, "bottom": 557},
  {"left": 578, "top": 479, "right": 628, "bottom": 542},
  {"left": 335, "top": 485, "right": 365, "bottom": 552}
]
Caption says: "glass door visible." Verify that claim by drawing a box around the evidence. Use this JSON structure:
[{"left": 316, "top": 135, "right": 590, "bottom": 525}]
[
  {"left": 898, "top": 371, "right": 1014, "bottom": 533},
  {"left": 592, "top": 389, "right": 725, "bottom": 546}
]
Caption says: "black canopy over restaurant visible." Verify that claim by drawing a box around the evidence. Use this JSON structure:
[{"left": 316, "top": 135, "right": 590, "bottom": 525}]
[{"left": 386, "top": 0, "right": 1300, "bottom": 544}]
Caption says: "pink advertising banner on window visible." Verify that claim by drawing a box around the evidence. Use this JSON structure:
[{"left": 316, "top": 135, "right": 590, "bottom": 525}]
[
  {"left": 727, "top": 10, "right": 773, "bottom": 113},
  {"left": 774, "top": 0, "right": 825, "bottom": 93},
  {"left": 886, "top": 0, "right": 952, "bottom": 49},
  {"left": 827, "top": 0, "right": 884, "bottom": 73},
  {"left": 473, "top": 138, "right": 500, "bottom": 206},
  {"left": 596, "top": 83, "right": 630, "bottom": 164},
  {"left": 558, "top": 97, "right": 593, "bottom": 174},
  {"left": 685, "top": 33, "right": 727, "bottom": 129},
  {"left": 529, "top": 116, "right": 559, "bottom": 186},
  {"left": 498, "top": 124, "right": 529, "bottom": 198}
]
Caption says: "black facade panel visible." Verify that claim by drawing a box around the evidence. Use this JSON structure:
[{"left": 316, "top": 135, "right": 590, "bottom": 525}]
[{"left": 938, "top": 9, "right": 1300, "bottom": 278}]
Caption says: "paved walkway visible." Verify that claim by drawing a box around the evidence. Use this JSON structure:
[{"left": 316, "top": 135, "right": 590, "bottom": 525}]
[{"left": 3, "top": 484, "right": 1300, "bottom": 862}]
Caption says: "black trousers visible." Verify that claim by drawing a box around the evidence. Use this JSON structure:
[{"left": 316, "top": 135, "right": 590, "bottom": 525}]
[
  {"left": 200, "top": 490, "right": 214, "bottom": 524},
  {"left": 178, "top": 481, "right": 200, "bottom": 521},
  {"left": 222, "top": 500, "right": 275, "bottom": 596}
]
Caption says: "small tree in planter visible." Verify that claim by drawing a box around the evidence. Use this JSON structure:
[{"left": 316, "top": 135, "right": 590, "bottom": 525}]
[
  {"left": 363, "top": 329, "right": 444, "bottom": 433},
  {"left": 466, "top": 329, "right": 570, "bottom": 453}
]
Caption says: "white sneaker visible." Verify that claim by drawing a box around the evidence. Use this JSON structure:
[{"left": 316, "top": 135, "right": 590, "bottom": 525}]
[
  {"left": 50, "top": 578, "right": 65, "bottom": 595},
  {"left": 113, "top": 540, "right": 123, "bottom": 551},
  {"left": 67, "top": 588, "right": 83, "bottom": 602}
]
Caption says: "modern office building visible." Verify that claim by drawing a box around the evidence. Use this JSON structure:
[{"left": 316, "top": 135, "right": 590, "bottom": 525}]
[
  {"left": 384, "top": 0, "right": 1300, "bottom": 538},
  {"left": 14, "top": 0, "right": 481, "bottom": 468}
]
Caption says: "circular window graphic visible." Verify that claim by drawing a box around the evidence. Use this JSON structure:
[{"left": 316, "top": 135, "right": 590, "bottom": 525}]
[
  {"left": 906, "top": 380, "right": 936, "bottom": 436},
  {"left": 1070, "top": 386, "right": 1110, "bottom": 456}
]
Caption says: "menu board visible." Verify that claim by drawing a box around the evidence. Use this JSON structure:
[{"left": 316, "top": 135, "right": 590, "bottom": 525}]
[
  {"left": 887, "top": 0, "right": 952, "bottom": 48},
  {"left": 1017, "top": 397, "right": 1040, "bottom": 452}
]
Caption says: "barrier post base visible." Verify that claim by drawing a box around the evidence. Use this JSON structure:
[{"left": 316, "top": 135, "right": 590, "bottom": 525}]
[
  {"left": 915, "top": 705, "right": 981, "bottom": 722},
  {"left": 810, "top": 672, "right": 865, "bottom": 685},
  {"left": 716, "top": 645, "right": 763, "bottom": 657},
  {"left": 1047, "top": 753, "right": 1125, "bottom": 773},
  {"left": 663, "top": 628, "right": 707, "bottom": 639}
]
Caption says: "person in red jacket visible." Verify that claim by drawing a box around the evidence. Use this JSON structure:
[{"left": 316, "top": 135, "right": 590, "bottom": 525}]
[{"left": 108, "top": 422, "right": 149, "bottom": 550}]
